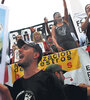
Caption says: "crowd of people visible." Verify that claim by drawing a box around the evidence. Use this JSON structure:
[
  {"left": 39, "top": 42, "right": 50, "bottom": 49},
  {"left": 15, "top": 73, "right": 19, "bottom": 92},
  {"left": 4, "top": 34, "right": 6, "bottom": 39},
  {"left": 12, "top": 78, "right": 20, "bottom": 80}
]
[
  {"left": 0, "top": 0, "right": 90, "bottom": 100},
  {"left": 0, "top": 39, "right": 90, "bottom": 100},
  {"left": 10, "top": 2, "right": 90, "bottom": 64}
]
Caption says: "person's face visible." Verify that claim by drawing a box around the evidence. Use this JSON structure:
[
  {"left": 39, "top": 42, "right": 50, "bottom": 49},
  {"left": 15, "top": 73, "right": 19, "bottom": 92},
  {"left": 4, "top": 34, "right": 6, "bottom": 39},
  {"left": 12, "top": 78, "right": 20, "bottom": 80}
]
[
  {"left": 55, "top": 71, "right": 65, "bottom": 85},
  {"left": 18, "top": 44, "right": 35, "bottom": 68},
  {"left": 16, "top": 35, "right": 22, "bottom": 41},
  {"left": 47, "top": 36, "right": 53, "bottom": 43},
  {"left": 34, "top": 33, "right": 41, "bottom": 41},
  {"left": 54, "top": 13, "right": 62, "bottom": 22},
  {"left": 85, "top": 4, "right": 90, "bottom": 14}
]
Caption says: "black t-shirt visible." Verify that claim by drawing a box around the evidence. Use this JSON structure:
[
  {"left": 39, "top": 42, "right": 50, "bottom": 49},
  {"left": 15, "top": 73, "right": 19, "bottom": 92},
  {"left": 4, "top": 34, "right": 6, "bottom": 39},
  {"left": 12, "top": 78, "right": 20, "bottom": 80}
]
[
  {"left": 10, "top": 71, "right": 66, "bottom": 100},
  {"left": 51, "top": 44, "right": 58, "bottom": 52},
  {"left": 63, "top": 84, "right": 87, "bottom": 100},
  {"left": 55, "top": 22, "right": 77, "bottom": 50}
]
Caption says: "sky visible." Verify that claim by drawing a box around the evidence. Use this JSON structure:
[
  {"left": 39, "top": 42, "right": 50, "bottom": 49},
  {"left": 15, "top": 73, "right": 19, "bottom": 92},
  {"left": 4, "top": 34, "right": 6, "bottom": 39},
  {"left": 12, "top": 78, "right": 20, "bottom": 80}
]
[{"left": 1, "top": 0, "right": 90, "bottom": 32}]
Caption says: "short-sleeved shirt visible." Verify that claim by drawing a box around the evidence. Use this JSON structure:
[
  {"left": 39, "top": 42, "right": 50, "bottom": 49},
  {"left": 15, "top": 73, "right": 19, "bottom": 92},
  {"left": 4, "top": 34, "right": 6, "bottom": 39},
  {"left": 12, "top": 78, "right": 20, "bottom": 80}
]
[{"left": 10, "top": 71, "right": 66, "bottom": 100}]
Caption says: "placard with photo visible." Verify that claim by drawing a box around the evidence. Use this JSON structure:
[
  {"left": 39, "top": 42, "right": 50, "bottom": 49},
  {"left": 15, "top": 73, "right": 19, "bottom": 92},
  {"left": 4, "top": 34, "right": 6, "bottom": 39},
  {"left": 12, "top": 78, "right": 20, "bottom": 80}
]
[{"left": 0, "top": 4, "right": 9, "bottom": 84}]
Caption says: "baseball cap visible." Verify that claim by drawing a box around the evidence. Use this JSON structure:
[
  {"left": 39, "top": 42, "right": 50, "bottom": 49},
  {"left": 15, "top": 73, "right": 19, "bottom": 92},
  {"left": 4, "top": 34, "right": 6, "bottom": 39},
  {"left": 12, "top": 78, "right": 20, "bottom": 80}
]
[
  {"left": 17, "top": 39, "right": 42, "bottom": 63},
  {"left": 45, "top": 64, "right": 67, "bottom": 74}
]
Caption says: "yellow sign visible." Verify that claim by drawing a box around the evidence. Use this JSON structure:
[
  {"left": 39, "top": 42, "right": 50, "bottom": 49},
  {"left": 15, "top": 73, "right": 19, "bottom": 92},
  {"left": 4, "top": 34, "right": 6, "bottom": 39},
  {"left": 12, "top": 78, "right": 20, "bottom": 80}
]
[
  {"left": 11, "top": 63, "right": 24, "bottom": 83},
  {"left": 11, "top": 48, "right": 81, "bottom": 83},
  {"left": 38, "top": 49, "right": 81, "bottom": 71}
]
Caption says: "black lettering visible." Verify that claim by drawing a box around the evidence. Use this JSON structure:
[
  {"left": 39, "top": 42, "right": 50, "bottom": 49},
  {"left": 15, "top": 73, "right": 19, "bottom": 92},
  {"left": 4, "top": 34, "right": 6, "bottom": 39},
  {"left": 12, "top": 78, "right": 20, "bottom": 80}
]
[
  {"left": 76, "top": 20, "right": 80, "bottom": 26},
  {"left": 43, "top": 56, "right": 47, "bottom": 61},
  {"left": 20, "top": 67, "right": 24, "bottom": 71},
  {"left": 80, "top": 19, "right": 82, "bottom": 23},
  {"left": 48, "top": 55, "right": 53, "bottom": 60},
  {"left": 61, "top": 57, "right": 65, "bottom": 62},
  {"left": 86, "top": 65, "right": 90, "bottom": 71},
  {"left": 14, "top": 65, "right": 18, "bottom": 72},
  {"left": 46, "top": 61, "right": 50, "bottom": 65},
  {"left": 12, "top": 34, "right": 16, "bottom": 39},
  {"left": 40, "top": 62, "right": 45, "bottom": 66},
  {"left": 56, "top": 58, "right": 59, "bottom": 63},
  {"left": 66, "top": 50, "right": 71, "bottom": 55},
  {"left": 57, "top": 52, "right": 60, "bottom": 57},
  {"left": 53, "top": 54, "right": 58, "bottom": 59},
  {"left": 61, "top": 52, "right": 65, "bottom": 56},
  {"left": 87, "top": 72, "right": 90, "bottom": 80},
  {"left": 67, "top": 55, "right": 71, "bottom": 60},
  {"left": 52, "top": 59, "right": 54, "bottom": 64}
]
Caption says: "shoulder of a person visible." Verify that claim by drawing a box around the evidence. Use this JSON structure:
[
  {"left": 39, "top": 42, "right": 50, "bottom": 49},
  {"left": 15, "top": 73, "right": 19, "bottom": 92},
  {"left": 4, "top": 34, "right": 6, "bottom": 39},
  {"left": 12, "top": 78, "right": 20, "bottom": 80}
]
[
  {"left": 44, "top": 71, "right": 61, "bottom": 82},
  {"left": 34, "top": 71, "right": 57, "bottom": 82},
  {"left": 13, "top": 76, "right": 23, "bottom": 86},
  {"left": 64, "top": 84, "right": 87, "bottom": 90}
]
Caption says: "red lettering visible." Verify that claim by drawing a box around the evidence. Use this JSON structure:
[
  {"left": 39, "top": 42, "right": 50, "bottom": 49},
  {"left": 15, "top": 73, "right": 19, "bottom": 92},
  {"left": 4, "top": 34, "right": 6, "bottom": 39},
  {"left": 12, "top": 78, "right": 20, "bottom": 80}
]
[
  {"left": 15, "top": 73, "right": 20, "bottom": 80},
  {"left": 67, "top": 62, "right": 72, "bottom": 68}
]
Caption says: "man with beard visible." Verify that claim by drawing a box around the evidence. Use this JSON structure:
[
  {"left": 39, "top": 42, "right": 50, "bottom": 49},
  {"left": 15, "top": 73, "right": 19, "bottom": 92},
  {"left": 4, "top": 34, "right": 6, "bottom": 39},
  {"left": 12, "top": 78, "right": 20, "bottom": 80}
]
[
  {"left": 0, "top": 39, "right": 66, "bottom": 100},
  {"left": 45, "top": 64, "right": 90, "bottom": 100}
]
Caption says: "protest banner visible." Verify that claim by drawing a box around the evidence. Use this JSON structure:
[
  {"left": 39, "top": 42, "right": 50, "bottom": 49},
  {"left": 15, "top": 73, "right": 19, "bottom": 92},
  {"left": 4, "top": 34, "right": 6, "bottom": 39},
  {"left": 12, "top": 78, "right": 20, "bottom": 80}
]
[
  {"left": 64, "top": 46, "right": 90, "bottom": 85},
  {"left": 38, "top": 48, "right": 81, "bottom": 71},
  {"left": 5, "top": 46, "right": 90, "bottom": 86}
]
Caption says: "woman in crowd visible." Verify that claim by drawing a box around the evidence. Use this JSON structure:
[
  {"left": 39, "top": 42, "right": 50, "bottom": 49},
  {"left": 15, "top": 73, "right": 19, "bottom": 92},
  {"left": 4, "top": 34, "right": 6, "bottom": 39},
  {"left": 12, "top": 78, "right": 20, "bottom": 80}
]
[
  {"left": 51, "top": 0, "right": 77, "bottom": 52},
  {"left": 33, "top": 31, "right": 52, "bottom": 55}
]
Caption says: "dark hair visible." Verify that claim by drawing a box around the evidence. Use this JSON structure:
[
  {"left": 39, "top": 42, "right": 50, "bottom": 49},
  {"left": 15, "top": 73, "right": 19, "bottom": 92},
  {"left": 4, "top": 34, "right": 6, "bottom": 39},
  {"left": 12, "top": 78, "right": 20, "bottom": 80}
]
[
  {"left": 33, "top": 47, "right": 42, "bottom": 64},
  {"left": 85, "top": 4, "right": 90, "bottom": 13},
  {"left": 53, "top": 12, "right": 60, "bottom": 18},
  {"left": 53, "top": 12, "right": 60, "bottom": 26}
]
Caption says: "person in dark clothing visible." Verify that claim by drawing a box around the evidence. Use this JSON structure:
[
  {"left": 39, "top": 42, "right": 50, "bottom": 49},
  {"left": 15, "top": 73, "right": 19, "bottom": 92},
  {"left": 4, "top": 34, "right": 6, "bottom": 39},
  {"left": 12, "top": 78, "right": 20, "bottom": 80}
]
[
  {"left": 51, "top": 0, "right": 77, "bottom": 52},
  {"left": 44, "top": 17, "right": 58, "bottom": 53},
  {"left": 45, "top": 64, "right": 90, "bottom": 100},
  {"left": 0, "top": 39, "right": 66, "bottom": 100},
  {"left": 46, "top": 34, "right": 58, "bottom": 53}
]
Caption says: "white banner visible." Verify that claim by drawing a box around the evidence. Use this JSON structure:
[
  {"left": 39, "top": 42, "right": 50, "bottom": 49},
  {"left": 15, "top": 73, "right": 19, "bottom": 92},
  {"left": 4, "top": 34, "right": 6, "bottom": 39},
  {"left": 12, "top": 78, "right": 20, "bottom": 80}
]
[
  {"left": 64, "top": 46, "right": 90, "bottom": 85},
  {"left": 69, "top": 0, "right": 86, "bottom": 40}
]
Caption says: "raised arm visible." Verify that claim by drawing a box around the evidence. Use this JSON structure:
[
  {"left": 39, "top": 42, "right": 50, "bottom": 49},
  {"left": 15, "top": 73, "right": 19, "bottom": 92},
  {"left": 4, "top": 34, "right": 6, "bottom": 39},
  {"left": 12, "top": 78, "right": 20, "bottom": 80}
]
[
  {"left": 63, "top": 0, "right": 69, "bottom": 23},
  {"left": 44, "top": 17, "right": 51, "bottom": 35},
  {"left": 51, "top": 25, "right": 64, "bottom": 52}
]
